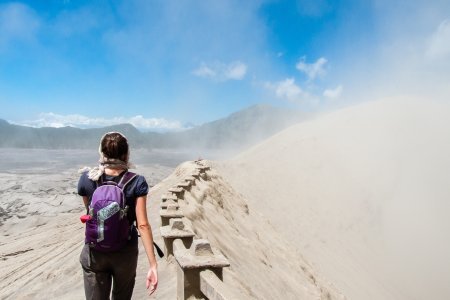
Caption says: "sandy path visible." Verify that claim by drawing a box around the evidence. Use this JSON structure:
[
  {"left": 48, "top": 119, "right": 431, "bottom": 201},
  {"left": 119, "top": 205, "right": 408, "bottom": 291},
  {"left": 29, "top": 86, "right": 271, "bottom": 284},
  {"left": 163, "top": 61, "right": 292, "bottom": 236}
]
[{"left": 0, "top": 161, "right": 176, "bottom": 299}]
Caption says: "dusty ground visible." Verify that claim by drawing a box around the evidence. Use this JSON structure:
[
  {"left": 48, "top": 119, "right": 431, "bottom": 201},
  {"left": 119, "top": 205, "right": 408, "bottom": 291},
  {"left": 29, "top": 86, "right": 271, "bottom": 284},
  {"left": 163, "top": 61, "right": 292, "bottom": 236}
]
[
  {"left": 0, "top": 149, "right": 183, "bottom": 299},
  {"left": 0, "top": 148, "right": 344, "bottom": 299}
]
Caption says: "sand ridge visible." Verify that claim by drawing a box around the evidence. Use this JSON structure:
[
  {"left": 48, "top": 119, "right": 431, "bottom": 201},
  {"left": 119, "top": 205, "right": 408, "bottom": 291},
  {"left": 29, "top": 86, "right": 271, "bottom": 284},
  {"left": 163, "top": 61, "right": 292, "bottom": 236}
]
[
  {"left": 153, "top": 160, "right": 344, "bottom": 299},
  {"left": 217, "top": 97, "right": 450, "bottom": 300}
]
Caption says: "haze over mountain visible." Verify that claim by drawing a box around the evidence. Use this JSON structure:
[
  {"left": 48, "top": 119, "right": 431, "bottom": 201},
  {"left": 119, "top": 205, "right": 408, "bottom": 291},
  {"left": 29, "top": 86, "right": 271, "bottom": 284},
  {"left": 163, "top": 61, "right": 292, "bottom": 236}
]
[{"left": 0, "top": 104, "right": 306, "bottom": 152}]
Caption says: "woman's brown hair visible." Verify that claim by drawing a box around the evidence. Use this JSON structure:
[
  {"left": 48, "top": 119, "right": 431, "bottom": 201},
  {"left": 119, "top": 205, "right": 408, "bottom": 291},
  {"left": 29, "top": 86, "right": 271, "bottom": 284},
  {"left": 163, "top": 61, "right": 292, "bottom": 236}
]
[{"left": 100, "top": 132, "right": 129, "bottom": 162}]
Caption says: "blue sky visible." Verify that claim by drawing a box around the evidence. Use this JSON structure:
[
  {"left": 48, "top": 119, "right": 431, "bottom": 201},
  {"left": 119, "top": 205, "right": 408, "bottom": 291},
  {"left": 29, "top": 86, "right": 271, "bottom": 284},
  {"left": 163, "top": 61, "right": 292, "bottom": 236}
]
[{"left": 0, "top": 0, "right": 449, "bottom": 130}]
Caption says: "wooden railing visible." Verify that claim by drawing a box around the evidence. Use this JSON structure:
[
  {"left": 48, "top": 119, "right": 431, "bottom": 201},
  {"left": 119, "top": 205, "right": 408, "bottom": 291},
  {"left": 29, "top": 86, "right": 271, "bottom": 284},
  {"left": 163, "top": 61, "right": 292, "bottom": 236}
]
[{"left": 159, "top": 160, "right": 245, "bottom": 299}]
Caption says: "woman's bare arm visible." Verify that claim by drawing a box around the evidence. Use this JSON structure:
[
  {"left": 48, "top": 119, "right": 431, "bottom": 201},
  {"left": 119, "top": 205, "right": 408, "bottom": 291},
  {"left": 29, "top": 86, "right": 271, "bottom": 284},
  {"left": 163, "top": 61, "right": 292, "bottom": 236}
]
[
  {"left": 82, "top": 196, "right": 89, "bottom": 212},
  {"left": 136, "top": 195, "right": 158, "bottom": 295}
]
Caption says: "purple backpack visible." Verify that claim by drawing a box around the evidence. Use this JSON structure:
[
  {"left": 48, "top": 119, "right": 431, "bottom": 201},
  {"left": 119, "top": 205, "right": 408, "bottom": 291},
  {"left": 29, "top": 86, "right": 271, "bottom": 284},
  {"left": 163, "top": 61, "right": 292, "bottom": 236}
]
[{"left": 85, "top": 172, "right": 137, "bottom": 252}]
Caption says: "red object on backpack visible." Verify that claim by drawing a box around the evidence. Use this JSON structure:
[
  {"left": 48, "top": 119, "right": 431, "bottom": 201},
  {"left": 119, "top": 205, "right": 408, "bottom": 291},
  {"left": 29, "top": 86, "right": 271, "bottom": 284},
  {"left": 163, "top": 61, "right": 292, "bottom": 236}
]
[{"left": 80, "top": 215, "right": 91, "bottom": 223}]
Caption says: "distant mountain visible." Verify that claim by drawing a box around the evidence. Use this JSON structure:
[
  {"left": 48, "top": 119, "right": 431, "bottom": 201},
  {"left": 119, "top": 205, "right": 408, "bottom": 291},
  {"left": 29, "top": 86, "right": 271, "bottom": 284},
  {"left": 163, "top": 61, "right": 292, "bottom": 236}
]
[
  {"left": 158, "top": 104, "right": 306, "bottom": 149},
  {"left": 0, "top": 104, "right": 307, "bottom": 151},
  {"left": 0, "top": 122, "right": 154, "bottom": 149}
]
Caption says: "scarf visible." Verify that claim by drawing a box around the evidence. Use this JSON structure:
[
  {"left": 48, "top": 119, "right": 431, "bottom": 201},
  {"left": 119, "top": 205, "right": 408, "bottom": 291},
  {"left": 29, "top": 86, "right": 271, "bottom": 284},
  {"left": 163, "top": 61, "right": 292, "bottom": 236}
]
[{"left": 79, "top": 134, "right": 135, "bottom": 181}]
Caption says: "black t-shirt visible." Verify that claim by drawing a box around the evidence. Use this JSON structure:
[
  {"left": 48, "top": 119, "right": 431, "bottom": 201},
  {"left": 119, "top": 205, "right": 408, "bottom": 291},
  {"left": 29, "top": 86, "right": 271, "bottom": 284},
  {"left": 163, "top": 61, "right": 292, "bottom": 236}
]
[{"left": 77, "top": 170, "right": 149, "bottom": 224}]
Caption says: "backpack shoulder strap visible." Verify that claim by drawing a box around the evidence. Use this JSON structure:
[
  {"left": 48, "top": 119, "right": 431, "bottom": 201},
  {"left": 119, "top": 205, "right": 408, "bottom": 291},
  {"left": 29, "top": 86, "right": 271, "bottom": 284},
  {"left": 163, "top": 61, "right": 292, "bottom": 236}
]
[
  {"left": 117, "top": 171, "right": 137, "bottom": 190},
  {"left": 96, "top": 174, "right": 104, "bottom": 188}
]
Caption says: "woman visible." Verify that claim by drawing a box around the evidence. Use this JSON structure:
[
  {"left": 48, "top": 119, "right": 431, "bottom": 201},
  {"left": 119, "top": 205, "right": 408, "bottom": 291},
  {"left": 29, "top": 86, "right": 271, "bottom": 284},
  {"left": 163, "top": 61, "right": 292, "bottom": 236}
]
[{"left": 78, "top": 132, "right": 158, "bottom": 299}]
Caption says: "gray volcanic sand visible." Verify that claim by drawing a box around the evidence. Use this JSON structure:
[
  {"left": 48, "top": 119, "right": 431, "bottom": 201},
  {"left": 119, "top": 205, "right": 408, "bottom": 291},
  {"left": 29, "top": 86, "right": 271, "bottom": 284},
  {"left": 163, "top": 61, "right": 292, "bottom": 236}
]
[
  {"left": 0, "top": 149, "right": 188, "bottom": 299},
  {"left": 217, "top": 97, "right": 450, "bottom": 300},
  {"left": 0, "top": 147, "right": 344, "bottom": 299}
]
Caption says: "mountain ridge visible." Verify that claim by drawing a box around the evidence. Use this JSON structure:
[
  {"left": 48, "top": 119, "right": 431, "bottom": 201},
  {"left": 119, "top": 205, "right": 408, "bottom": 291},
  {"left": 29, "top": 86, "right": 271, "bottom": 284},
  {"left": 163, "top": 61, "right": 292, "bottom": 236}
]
[{"left": 0, "top": 104, "right": 306, "bottom": 151}]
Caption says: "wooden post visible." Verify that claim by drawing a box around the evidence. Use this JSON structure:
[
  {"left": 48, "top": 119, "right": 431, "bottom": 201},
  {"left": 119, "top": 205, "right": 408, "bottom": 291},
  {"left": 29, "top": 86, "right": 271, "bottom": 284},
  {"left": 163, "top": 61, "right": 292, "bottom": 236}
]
[
  {"left": 160, "top": 218, "right": 194, "bottom": 258},
  {"left": 173, "top": 239, "right": 230, "bottom": 300},
  {"left": 160, "top": 204, "right": 184, "bottom": 226}
]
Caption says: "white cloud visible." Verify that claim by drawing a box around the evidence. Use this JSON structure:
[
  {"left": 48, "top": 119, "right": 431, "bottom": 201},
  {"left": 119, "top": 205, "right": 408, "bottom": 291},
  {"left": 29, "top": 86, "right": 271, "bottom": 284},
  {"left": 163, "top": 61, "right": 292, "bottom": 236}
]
[
  {"left": 0, "top": 3, "right": 40, "bottom": 49},
  {"left": 17, "top": 112, "right": 186, "bottom": 131},
  {"left": 296, "top": 57, "right": 328, "bottom": 80},
  {"left": 192, "top": 61, "right": 247, "bottom": 81},
  {"left": 192, "top": 64, "right": 216, "bottom": 78},
  {"left": 323, "top": 85, "right": 343, "bottom": 99},
  {"left": 265, "top": 78, "right": 312, "bottom": 103},
  {"left": 426, "top": 19, "right": 450, "bottom": 59},
  {"left": 224, "top": 61, "right": 247, "bottom": 80},
  {"left": 52, "top": 6, "right": 99, "bottom": 37}
]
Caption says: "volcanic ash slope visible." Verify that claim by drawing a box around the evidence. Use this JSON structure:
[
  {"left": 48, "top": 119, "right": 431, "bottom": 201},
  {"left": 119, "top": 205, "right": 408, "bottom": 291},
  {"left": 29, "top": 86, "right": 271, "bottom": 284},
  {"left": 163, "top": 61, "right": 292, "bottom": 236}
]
[
  {"left": 216, "top": 97, "right": 450, "bottom": 300},
  {"left": 152, "top": 161, "right": 344, "bottom": 299}
]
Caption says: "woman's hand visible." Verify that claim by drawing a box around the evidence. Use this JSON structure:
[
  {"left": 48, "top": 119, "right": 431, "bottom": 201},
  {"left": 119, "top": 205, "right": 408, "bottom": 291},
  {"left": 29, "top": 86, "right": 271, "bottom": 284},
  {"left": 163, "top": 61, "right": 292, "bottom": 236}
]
[
  {"left": 146, "top": 265, "right": 158, "bottom": 295},
  {"left": 136, "top": 196, "right": 158, "bottom": 296}
]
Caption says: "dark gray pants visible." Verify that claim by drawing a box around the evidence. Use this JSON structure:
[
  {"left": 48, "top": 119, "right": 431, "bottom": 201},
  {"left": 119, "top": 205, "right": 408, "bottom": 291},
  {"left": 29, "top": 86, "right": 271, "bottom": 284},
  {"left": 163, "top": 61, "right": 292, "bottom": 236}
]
[{"left": 79, "top": 239, "right": 138, "bottom": 300}]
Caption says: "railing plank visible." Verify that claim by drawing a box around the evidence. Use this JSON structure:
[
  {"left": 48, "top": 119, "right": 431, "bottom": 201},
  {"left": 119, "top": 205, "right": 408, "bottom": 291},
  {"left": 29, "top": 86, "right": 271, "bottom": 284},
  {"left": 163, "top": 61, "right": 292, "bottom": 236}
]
[{"left": 200, "top": 270, "right": 247, "bottom": 300}]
